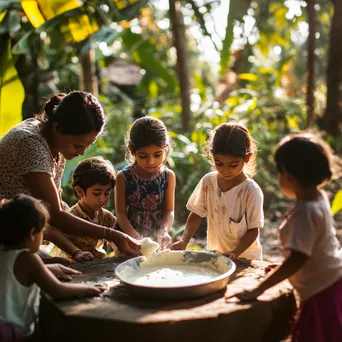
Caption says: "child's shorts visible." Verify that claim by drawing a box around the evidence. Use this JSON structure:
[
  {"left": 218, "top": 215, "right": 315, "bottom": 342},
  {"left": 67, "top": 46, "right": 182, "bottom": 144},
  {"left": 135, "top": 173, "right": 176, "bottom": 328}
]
[{"left": 292, "top": 276, "right": 342, "bottom": 342}]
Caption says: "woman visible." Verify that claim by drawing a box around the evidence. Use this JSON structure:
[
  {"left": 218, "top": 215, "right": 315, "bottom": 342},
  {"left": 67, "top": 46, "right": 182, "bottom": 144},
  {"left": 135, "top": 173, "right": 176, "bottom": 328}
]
[{"left": 0, "top": 91, "right": 140, "bottom": 256}]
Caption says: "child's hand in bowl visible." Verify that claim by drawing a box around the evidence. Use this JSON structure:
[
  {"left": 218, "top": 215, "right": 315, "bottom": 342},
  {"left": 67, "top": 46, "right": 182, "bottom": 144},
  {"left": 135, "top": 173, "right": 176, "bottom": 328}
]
[
  {"left": 223, "top": 251, "right": 236, "bottom": 259},
  {"left": 157, "top": 229, "right": 172, "bottom": 249},
  {"left": 170, "top": 240, "right": 187, "bottom": 250},
  {"left": 160, "top": 233, "right": 172, "bottom": 249}
]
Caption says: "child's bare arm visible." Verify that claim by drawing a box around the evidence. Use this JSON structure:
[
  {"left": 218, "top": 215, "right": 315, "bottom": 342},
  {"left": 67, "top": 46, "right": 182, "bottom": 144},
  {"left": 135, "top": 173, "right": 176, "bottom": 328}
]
[
  {"left": 46, "top": 264, "right": 81, "bottom": 281},
  {"left": 223, "top": 228, "right": 259, "bottom": 258},
  {"left": 171, "top": 212, "right": 202, "bottom": 250},
  {"left": 231, "top": 250, "right": 307, "bottom": 300},
  {"left": 115, "top": 172, "right": 140, "bottom": 239},
  {"left": 44, "top": 225, "right": 94, "bottom": 262},
  {"left": 18, "top": 252, "right": 106, "bottom": 299},
  {"left": 158, "top": 171, "right": 176, "bottom": 247}
]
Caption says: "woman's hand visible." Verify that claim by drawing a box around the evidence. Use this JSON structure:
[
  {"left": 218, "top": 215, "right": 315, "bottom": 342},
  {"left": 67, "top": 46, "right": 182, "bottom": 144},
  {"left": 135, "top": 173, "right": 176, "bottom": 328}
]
[
  {"left": 72, "top": 250, "right": 94, "bottom": 262},
  {"left": 110, "top": 230, "right": 141, "bottom": 256},
  {"left": 47, "top": 264, "right": 82, "bottom": 281},
  {"left": 131, "top": 231, "right": 141, "bottom": 240},
  {"left": 170, "top": 240, "right": 187, "bottom": 250}
]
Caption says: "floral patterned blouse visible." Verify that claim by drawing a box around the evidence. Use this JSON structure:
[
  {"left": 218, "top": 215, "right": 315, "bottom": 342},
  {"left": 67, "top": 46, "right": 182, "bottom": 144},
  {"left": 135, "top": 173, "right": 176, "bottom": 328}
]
[
  {"left": 0, "top": 118, "right": 65, "bottom": 199},
  {"left": 115, "top": 165, "right": 169, "bottom": 240}
]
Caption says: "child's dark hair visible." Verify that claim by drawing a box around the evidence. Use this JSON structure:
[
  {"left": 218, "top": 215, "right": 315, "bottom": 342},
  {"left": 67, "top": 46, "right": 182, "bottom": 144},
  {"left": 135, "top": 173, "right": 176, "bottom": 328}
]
[
  {"left": 35, "top": 91, "right": 105, "bottom": 135},
  {"left": 275, "top": 134, "right": 334, "bottom": 187},
  {"left": 0, "top": 195, "right": 49, "bottom": 247},
  {"left": 125, "top": 116, "right": 172, "bottom": 165},
  {"left": 203, "top": 122, "right": 258, "bottom": 177},
  {"left": 72, "top": 157, "right": 116, "bottom": 197}
]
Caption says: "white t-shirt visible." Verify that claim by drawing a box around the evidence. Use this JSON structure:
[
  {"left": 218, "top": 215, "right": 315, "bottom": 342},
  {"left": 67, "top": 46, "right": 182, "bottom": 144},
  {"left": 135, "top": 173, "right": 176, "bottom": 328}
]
[
  {"left": 279, "top": 196, "right": 342, "bottom": 301},
  {"left": 186, "top": 172, "right": 264, "bottom": 260},
  {"left": 0, "top": 249, "right": 40, "bottom": 335},
  {"left": 0, "top": 118, "right": 65, "bottom": 199}
]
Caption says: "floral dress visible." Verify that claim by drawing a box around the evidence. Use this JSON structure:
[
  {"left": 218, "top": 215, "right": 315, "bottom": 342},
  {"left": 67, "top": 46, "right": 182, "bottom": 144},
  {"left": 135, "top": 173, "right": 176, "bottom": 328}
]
[{"left": 115, "top": 165, "right": 169, "bottom": 240}]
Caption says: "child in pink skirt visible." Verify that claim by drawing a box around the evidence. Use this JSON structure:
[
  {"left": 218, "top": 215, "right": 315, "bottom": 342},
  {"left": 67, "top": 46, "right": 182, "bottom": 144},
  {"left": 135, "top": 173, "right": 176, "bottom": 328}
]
[{"left": 233, "top": 134, "right": 342, "bottom": 342}]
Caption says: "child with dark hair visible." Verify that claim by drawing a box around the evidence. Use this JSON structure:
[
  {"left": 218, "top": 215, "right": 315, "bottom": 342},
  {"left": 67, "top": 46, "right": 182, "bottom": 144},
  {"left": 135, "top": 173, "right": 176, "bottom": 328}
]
[
  {"left": 63, "top": 157, "right": 117, "bottom": 259},
  {"left": 172, "top": 122, "right": 264, "bottom": 260},
  {"left": 0, "top": 195, "right": 106, "bottom": 341},
  {"left": 233, "top": 134, "right": 342, "bottom": 342},
  {"left": 115, "top": 116, "right": 176, "bottom": 248}
]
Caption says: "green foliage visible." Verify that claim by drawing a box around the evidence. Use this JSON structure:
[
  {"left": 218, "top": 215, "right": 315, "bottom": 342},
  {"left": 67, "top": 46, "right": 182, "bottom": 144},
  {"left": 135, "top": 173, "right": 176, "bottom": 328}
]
[
  {"left": 332, "top": 190, "right": 342, "bottom": 216},
  {"left": 219, "top": 0, "right": 237, "bottom": 75},
  {"left": 2, "top": 0, "right": 340, "bottom": 228}
]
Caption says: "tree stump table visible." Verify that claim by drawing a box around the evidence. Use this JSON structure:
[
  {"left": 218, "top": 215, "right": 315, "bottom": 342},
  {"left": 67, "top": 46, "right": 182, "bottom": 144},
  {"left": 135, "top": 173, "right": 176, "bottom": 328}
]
[{"left": 39, "top": 257, "right": 297, "bottom": 342}]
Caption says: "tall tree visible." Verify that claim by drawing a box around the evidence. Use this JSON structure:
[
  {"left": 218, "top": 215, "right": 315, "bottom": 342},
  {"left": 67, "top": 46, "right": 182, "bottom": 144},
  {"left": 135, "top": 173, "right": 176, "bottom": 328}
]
[
  {"left": 80, "top": 47, "right": 98, "bottom": 96},
  {"left": 169, "top": 0, "right": 192, "bottom": 132},
  {"left": 306, "top": 0, "right": 316, "bottom": 128},
  {"left": 321, "top": 0, "right": 342, "bottom": 135}
]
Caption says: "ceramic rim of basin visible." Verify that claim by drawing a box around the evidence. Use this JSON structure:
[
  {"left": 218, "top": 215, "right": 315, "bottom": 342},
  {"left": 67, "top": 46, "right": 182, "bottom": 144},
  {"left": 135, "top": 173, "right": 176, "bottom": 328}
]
[{"left": 115, "top": 250, "right": 236, "bottom": 299}]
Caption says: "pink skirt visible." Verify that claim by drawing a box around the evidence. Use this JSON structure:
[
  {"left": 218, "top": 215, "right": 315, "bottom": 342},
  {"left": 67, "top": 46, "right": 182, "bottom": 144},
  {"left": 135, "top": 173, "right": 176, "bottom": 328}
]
[
  {"left": 0, "top": 321, "right": 32, "bottom": 342},
  {"left": 292, "top": 277, "right": 342, "bottom": 342}
]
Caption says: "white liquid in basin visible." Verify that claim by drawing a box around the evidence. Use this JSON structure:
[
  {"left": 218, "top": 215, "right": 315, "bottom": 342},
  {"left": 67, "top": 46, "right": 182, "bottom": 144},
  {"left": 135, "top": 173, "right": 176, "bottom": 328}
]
[{"left": 127, "top": 265, "right": 222, "bottom": 287}]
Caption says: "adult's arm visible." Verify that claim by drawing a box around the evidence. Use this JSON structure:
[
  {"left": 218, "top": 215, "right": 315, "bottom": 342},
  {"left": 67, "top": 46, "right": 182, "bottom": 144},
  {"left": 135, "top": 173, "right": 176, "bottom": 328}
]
[{"left": 23, "top": 172, "right": 140, "bottom": 255}]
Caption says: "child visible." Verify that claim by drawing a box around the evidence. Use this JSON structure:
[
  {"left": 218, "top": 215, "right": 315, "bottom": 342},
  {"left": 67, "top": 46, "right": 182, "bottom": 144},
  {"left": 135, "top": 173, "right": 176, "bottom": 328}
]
[
  {"left": 0, "top": 194, "right": 106, "bottom": 341},
  {"left": 172, "top": 122, "right": 264, "bottom": 260},
  {"left": 115, "top": 116, "right": 176, "bottom": 248},
  {"left": 64, "top": 157, "right": 117, "bottom": 260},
  {"left": 233, "top": 134, "right": 342, "bottom": 342}
]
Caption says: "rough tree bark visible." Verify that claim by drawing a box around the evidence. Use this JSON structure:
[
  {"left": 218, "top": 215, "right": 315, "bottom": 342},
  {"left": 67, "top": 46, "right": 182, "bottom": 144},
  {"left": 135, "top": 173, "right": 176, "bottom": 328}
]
[
  {"left": 80, "top": 47, "right": 98, "bottom": 96},
  {"left": 321, "top": 0, "right": 342, "bottom": 136},
  {"left": 169, "top": 0, "right": 192, "bottom": 132},
  {"left": 306, "top": 0, "right": 316, "bottom": 128}
]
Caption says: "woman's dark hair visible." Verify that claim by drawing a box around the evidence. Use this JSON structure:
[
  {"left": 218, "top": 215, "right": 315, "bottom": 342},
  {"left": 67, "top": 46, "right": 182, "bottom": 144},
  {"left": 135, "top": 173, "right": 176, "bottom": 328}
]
[
  {"left": 275, "top": 134, "right": 333, "bottom": 187},
  {"left": 203, "top": 122, "right": 258, "bottom": 177},
  {"left": 72, "top": 157, "right": 116, "bottom": 197},
  {"left": 125, "top": 116, "right": 172, "bottom": 164},
  {"left": 0, "top": 195, "right": 49, "bottom": 247},
  {"left": 36, "top": 91, "right": 105, "bottom": 135}
]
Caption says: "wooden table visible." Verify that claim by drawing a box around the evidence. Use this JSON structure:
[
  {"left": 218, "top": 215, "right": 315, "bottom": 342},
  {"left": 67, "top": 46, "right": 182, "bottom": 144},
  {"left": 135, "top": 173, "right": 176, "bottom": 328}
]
[{"left": 39, "top": 257, "right": 297, "bottom": 342}]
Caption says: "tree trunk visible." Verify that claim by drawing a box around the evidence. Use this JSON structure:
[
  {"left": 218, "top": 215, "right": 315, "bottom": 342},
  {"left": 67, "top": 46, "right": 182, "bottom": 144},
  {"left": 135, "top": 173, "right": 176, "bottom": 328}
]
[
  {"left": 79, "top": 47, "right": 98, "bottom": 96},
  {"left": 321, "top": 0, "right": 342, "bottom": 136},
  {"left": 169, "top": 0, "right": 192, "bottom": 132},
  {"left": 306, "top": 0, "right": 316, "bottom": 128}
]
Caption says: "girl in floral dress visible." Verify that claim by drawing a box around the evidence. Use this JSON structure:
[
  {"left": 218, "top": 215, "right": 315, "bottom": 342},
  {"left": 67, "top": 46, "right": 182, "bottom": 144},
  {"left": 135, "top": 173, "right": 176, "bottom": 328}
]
[
  {"left": 115, "top": 116, "right": 175, "bottom": 248},
  {"left": 172, "top": 122, "right": 264, "bottom": 260}
]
